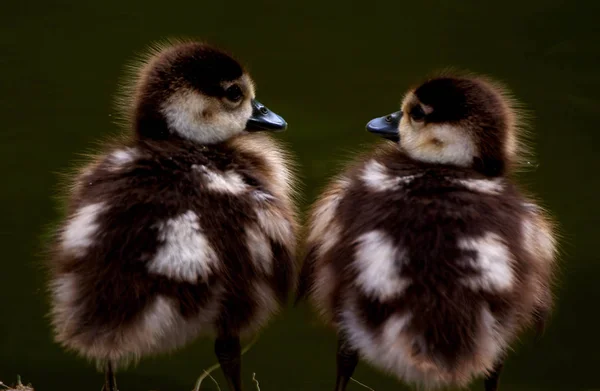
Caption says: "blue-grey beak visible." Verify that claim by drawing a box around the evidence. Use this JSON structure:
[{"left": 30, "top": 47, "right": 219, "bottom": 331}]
[
  {"left": 245, "top": 99, "right": 287, "bottom": 132},
  {"left": 366, "top": 111, "right": 402, "bottom": 142}
]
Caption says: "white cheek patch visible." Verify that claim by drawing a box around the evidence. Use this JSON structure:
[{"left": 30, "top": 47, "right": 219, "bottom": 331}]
[
  {"left": 458, "top": 232, "right": 513, "bottom": 292},
  {"left": 245, "top": 224, "right": 273, "bottom": 275},
  {"left": 361, "top": 160, "right": 417, "bottom": 192},
  {"left": 455, "top": 178, "right": 504, "bottom": 195},
  {"left": 192, "top": 165, "right": 248, "bottom": 195},
  {"left": 108, "top": 148, "right": 138, "bottom": 170},
  {"left": 162, "top": 91, "right": 250, "bottom": 144},
  {"left": 400, "top": 122, "right": 477, "bottom": 167},
  {"left": 148, "top": 210, "right": 219, "bottom": 283},
  {"left": 61, "top": 202, "right": 106, "bottom": 257},
  {"left": 354, "top": 231, "right": 410, "bottom": 300}
]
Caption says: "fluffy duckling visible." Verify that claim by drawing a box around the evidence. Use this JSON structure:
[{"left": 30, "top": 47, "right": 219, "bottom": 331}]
[
  {"left": 48, "top": 41, "right": 297, "bottom": 391},
  {"left": 298, "top": 75, "right": 557, "bottom": 391}
]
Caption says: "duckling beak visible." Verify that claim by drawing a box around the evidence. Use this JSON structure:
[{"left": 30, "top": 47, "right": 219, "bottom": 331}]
[
  {"left": 245, "top": 99, "right": 288, "bottom": 132},
  {"left": 366, "top": 111, "right": 402, "bottom": 142}
]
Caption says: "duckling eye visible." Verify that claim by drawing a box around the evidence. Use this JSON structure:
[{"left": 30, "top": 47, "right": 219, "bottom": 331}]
[
  {"left": 410, "top": 105, "right": 426, "bottom": 122},
  {"left": 224, "top": 85, "right": 243, "bottom": 103}
]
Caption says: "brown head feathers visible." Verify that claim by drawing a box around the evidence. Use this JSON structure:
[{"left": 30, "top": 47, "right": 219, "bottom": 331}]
[
  {"left": 397, "top": 72, "right": 531, "bottom": 177},
  {"left": 115, "top": 39, "right": 256, "bottom": 143}
]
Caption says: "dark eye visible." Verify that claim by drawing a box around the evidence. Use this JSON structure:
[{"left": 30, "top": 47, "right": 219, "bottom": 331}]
[
  {"left": 225, "top": 85, "right": 243, "bottom": 102},
  {"left": 410, "top": 105, "right": 426, "bottom": 121}
]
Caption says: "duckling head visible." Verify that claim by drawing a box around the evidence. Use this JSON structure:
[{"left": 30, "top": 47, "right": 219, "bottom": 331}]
[
  {"left": 367, "top": 75, "right": 525, "bottom": 176},
  {"left": 125, "top": 41, "right": 287, "bottom": 144}
]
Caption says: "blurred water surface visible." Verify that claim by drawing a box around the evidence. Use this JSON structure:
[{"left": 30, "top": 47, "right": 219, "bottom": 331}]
[{"left": 2, "top": 0, "right": 599, "bottom": 390}]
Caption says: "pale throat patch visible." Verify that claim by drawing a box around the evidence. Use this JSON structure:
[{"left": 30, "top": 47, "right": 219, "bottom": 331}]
[
  {"left": 161, "top": 89, "right": 252, "bottom": 144},
  {"left": 399, "top": 121, "right": 477, "bottom": 167}
]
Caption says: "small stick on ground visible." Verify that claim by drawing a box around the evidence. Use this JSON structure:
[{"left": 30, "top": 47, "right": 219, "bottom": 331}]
[
  {"left": 0, "top": 377, "right": 34, "bottom": 391},
  {"left": 350, "top": 377, "right": 375, "bottom": 391},
  {"left": 252, "top": 373, "right": 260, "bottom": 391}
]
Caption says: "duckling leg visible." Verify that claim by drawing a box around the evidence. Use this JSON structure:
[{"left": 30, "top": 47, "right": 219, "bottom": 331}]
[
  {"left": 103, "top": 361, "right": 118, "bottom": 391},
  {"left": 334, "top": 333, "right": 358, "bottom": 391},
  {"left": 215, "top": 335, "right": 242, "bottom": 391},
  {"left": 483, "top": 361, "right": 504, "bottom": 391}
]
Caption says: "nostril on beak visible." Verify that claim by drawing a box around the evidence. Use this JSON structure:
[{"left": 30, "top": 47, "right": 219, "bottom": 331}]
[
  {"left": 385, "top": 115, "right": 393, "bottom": 123},
  {"left": 260, "top": 106, "right": 268, "bottom": 115}
]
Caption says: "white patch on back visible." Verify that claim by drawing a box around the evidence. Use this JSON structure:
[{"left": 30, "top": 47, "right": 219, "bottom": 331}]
[
  {"left": 193, "top": 165, "right": 248, "bottom": 195},
  {"left": 256, "top": 206, "right": 293, "bottom": 244},
  {"left": 108, "top": 148, "right": 138, "bottom": 170},
  {"left": 245, "top": 225, "right": 273, "bottom": 274},
  {"left": 252, "top": 190, "right": 276, "bottom": 203},
  {"left": 458, "top": 232, "right": 513, "bottom": 292},
  {"left": 354, "top": 231, "right": 410, "bottom": 300},
  {"left": 361, "top": 160, "right": 416, "bottom": 191},
  {"left": 456, "top": 178, "right": 504, "bottom": 195},
  {"left": 61, "top": 202, "right": 106, "bottom": 256},
  {"left": 148, "top": 210, "right": 218, "bottom": 283}
]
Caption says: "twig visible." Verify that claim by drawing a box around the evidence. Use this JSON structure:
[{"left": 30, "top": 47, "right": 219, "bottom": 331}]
[
  {"left": 252, "top": 373, "right": 260, "bottom": 391},
  {"left": 192, "top": 336, "right": 259, "bottom": 391},
  {"left": 193, "top": 363, "right": 221, "bottom": 391},
  {"left": 204, "top": 370, "right": 221, "bottom": 391},
  {"left": 0, "top": 382, "right": 9, "bottom": 389},
  {"left": 350, "top": 377, "right": 375, "bottom": 391}
]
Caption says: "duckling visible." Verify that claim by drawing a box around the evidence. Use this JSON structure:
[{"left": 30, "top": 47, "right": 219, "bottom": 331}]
[
  {"left": 48, "top": 41, "right": 297, "bottom": 391},
  {"left": 297, "top": 74, "right": 557, "bottom": 391}
]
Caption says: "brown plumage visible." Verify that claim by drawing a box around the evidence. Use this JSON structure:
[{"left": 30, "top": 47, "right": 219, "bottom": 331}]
[
  {"left": 298, "top": 74, "right": 557, "bottom": 391},
  {"left": 48, "top": 40, "right": 297, "bottom": 391}
]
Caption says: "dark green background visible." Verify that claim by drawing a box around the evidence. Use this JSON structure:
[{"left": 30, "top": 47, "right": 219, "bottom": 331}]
[{"left": 2, "top": 0, "right": 599, "bottom": 390}]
